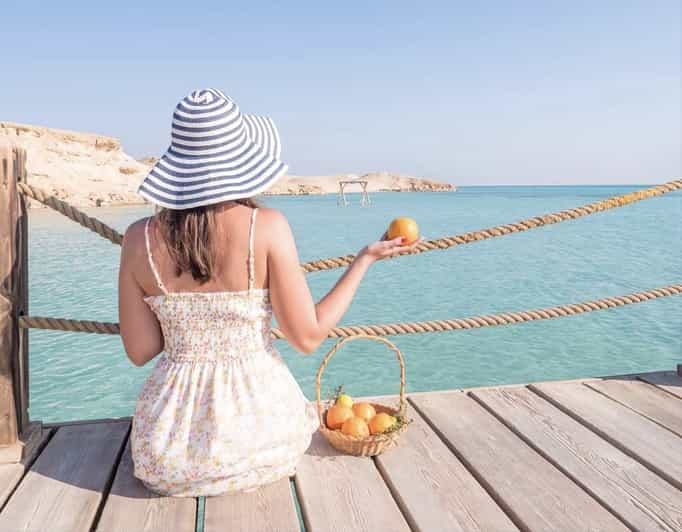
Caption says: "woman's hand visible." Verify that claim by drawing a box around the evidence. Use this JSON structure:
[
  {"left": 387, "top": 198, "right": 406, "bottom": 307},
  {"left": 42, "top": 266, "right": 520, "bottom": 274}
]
[
  {"left": 268, "top": 209, "right": 424, "bottom": 355},
  {"left": 358, "top": 232, "right": 424, "bottom": 264}
]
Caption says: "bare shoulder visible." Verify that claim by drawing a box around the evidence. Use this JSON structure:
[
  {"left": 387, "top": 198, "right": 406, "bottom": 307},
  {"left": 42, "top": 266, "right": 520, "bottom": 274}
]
[
  {"left": 256, "top": 207, "right": 291, "bottom": 235},
  {"left": 121, "top": 217, "right": 149, "bottom": 256},
  {"left": 256, "top": 207, "right": 295, "bottom": 251}
]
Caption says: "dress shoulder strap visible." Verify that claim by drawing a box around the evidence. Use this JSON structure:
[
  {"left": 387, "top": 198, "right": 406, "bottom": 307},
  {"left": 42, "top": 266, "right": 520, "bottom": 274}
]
[
  {"left": 144, "top": 217, "right": 169, "bottom": 295},
  {"left": 247, "top": 208, "right": 258, "bottom": 291}
]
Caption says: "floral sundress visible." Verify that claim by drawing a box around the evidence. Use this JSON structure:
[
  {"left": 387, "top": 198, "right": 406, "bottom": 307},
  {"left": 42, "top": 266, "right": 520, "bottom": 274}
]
[{"left": 130, "top": 208, "right": 320, "bottom": 497}]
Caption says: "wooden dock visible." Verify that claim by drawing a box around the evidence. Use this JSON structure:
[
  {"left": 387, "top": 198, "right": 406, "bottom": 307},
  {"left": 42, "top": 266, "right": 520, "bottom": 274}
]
[{"left": 1, "top": 369, "right": 681, "bottom": 531}]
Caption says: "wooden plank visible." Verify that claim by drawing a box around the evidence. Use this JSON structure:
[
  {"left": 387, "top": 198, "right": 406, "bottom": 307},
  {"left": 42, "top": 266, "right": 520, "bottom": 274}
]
[
  {"left": 44, "top": 415, "right": 134, "bottom": 429},
  {"left": 15, "top": 147, "right": 29, "bottom": 434},
  {"left": 409, "top": 391, "right": 628, "bottom": 532},
  {"left": 405, "top": 375, "right": 604, "bottom": 399},
  {"left": 0, "top": 421, "right": 129, "bottom": 532},
  {"left": 0, "top": 425, "right": 53, "bottom": 509},
  {"left": 638, "top": 371, "right": 682, "bottom": 400},
  {"left": 531, "top": 381, "right": 682, "bottom": 489},
  {"left": 0, "top": 419, "right": 43, "bottom": 464},
  {"left": 294, "top": 430, "right": 411, "bottom": 532},
  {"left": 473, "top": 386, "right": 682, "bottom": 531},
  {"left": 96, "top": 438, "right": 196, "bottom": 532},
  {"left": 586, "top": 378, "right": 682, "bottom": 436},
  {"left": 372, "top": 398, "right": 517, "bottom": 531},
  {"left": 0, "top": 144, "right": 21, "bottom": 448},
  {"left": 204, "top": 477, "right": 298, "bottom": 532}
]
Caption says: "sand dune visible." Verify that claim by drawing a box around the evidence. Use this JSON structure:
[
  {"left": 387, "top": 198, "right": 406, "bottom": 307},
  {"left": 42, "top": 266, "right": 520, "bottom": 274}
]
[{"left": 0, "top": 122, "right": 454, "bottom": 208}]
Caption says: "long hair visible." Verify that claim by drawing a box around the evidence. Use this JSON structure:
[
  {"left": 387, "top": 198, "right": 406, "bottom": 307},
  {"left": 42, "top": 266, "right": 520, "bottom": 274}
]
[{"left": 155, "top": 198, "right": 259, "bottom": 284}]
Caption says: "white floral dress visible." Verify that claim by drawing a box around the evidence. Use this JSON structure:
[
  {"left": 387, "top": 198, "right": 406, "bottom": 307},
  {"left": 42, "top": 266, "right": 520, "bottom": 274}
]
[{"left": 130, "top": 208, "right": 320, "bottom": 497}]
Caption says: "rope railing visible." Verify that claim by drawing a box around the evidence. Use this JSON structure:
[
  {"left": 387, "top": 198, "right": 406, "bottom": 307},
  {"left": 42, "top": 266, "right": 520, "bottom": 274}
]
[
  {"left": 300, "top": 179, "right": 682, "bottom": 272},
  {"left": 18, "top": 183, "right": 123, "bottom": 245},
  {"left": 19, "top": 282, "right": 682, "bottom": 338},
  {"left": 18, "top": 179, "right": 682, "bottom": 272},
  {"left": 17, "top": 178, "right": 682, "bottom": 340}
]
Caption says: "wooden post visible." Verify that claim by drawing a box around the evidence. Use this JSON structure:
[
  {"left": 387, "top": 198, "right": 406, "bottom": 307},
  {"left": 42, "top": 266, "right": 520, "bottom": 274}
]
[
  {"left": 0, "top": 144, "right": 40, "bottom": 463},
  {"left": 337, "top": 182, "right": 348, "bottom": 206},
  {"left": 360, "top": 181, "right": 371, "bottom": 207}
]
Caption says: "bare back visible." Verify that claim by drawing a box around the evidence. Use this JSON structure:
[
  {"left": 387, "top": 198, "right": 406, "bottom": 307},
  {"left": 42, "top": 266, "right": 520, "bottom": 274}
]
[{"left": 139, "top": 204, "right": 270, "bottom": 297}]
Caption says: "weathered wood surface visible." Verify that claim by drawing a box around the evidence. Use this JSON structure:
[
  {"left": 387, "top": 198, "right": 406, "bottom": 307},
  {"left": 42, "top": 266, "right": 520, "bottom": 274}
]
[
  {"left": 43, "top": 415, "right": 134, "bottom": 429},
  {"left": 586, "top": 378, "right": 682, "bottom": 436},
  {"left": 638, "top": 371, "right": 682, "bottom": 400},
  {"left": 294, "top": 431, "right": 411, "bottom": 532},
  {"left": 96, "top": 438, "right": 196, "bottom": 532},
  {"left": 0, "top": 425, "right": 52, "bottom": 509},
  {"left": 3, "top": 371, "right": 682, "bottom": 531},
  {"left": 372, "top": 398, "right": 517, "bottom": 532},
  {"left": 410, "top": 391, "right": 628, "bottom": 532},
  {"left": 0, "top": 419, "right": 43, "bottom": 465},
  {"left": 0, "top": 421, "right": 129, "bottom": 532},
  {"left": 473, "top": 386, "right": 682, "bottom": 531},
  {"left": 0, "top": 145, "right": 25, "bottom": 449},
  {"left": 204, "top": 477, "right": 298, "bottom": 532},
  {"left": 15, "top": 147, "right": 29, "bottom": 436},
  {"left": 532, "top": 381, "right": 682, "bottom": 490}
]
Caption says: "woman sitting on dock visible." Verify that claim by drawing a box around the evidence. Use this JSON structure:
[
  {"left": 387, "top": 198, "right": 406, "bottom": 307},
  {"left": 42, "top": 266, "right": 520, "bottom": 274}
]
[{"left": 117, "top": 88, "right": 419, "bottom": 497}]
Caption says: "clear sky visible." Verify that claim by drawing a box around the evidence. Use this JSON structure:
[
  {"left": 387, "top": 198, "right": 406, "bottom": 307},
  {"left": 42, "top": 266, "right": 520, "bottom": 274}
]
[{"left": 2, "top": 1, "right": 680, "bottom": 185}]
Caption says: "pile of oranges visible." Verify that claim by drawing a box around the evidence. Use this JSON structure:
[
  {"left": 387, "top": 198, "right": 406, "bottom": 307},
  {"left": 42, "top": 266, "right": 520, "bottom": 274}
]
[{"left": 325, "top": 393, "right": 397, "bottom": 438}]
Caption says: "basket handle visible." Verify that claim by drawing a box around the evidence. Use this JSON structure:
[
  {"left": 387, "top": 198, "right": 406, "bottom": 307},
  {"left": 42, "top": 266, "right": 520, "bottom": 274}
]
[{"left": 315, "top": 334, "right": 407, "bottom": 428}]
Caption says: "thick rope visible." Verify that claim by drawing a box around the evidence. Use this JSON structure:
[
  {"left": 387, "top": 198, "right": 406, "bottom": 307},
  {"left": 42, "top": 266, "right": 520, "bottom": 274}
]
[
  {"left": 17, "top": 183, "right": 123, "bottom": 245},
  {"left": 301, "top": 179, "right": 682, "bottom": 272},
  {"left": 18, "top": 282, "right": 682, "bottom": 337},
  {"left": 18, "top": 179, "right": 682, "bottom": 266},
  {"left": 19, "top": 316, "right": 121, "bottom": 334}
]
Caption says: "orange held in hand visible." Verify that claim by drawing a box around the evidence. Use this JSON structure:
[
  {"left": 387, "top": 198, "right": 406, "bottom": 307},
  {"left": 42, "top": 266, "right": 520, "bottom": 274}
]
[
  {"left": 387, "top": 217, "right": 419, "bottom": 245},
  {"left": 326, "top": 405, "right": 353, "bottom": 430},
  {"left": 352, "top": 402, "right": 376, "bottom": 423},
  {"left": 341, "top": 417, "right": 370, "bottom": 438}
]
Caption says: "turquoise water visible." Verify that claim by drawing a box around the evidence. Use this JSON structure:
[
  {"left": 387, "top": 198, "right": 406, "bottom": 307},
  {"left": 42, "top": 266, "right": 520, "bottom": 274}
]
[{"left": 27, "top": 186, "right": 681, "bottom": 423}]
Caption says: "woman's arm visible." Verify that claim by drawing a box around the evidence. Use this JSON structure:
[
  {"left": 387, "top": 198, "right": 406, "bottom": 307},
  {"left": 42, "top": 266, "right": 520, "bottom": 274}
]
[
  {"left": 118, "top": 220, "right": 164, "bottom": 366},
  {"left": 267, "top": 210, "right": 419, "bottom": 354}
]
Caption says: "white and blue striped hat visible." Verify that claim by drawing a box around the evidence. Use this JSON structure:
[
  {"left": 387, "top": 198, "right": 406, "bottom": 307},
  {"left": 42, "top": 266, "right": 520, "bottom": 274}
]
[{"left": 138, "top": 88, "right": 288, "bottom": 209}]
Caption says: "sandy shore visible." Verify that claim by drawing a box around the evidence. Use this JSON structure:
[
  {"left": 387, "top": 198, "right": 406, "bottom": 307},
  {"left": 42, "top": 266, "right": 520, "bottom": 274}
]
[{"left": 1, "top": 121, "right": 455, "bottom": 208}]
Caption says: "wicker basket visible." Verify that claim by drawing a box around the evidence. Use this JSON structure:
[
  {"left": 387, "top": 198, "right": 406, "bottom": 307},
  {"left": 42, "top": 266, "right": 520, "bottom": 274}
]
[{"left": 316, "top": 334, "right": 409, "bottom": 456}]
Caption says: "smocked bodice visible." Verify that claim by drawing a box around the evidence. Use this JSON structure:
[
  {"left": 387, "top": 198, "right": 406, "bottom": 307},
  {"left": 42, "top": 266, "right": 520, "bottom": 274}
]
[{"left": 144, "top": 289, "right": 273, "bottom": 362}]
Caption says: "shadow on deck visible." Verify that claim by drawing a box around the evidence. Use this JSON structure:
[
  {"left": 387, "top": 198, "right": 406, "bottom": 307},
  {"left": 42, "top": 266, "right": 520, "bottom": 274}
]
[{"left": 1, "top": 370, "right": 681, "bottom": 531}]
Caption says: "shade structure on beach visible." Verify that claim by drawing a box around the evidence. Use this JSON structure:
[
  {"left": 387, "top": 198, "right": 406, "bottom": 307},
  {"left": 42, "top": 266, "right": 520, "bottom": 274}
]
[{"left": 138, "top": 88, "right": 288, "bottom": 209}]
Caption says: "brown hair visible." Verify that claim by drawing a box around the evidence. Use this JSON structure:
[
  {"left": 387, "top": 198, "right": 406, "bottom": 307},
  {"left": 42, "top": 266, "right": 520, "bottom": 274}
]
[{"left": 156, "top": 198, "right": 259, "bottom": 284}]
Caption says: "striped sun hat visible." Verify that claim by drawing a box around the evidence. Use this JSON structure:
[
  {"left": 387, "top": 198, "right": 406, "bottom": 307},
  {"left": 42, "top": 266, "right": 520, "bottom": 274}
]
[{"left": 138, "top": 88, "right": 288, "bottom": 209}]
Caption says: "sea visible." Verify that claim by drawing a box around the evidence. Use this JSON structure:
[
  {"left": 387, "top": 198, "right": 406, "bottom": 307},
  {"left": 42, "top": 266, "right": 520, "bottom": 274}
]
[{"left": 27, "top": 185, "right": 681, "bottom": 424}]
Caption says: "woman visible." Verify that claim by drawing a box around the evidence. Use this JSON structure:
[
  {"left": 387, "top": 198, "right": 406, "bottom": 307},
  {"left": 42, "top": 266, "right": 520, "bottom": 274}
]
[{"left": 118, "top": 88, "right": 419, "bottom": 497}]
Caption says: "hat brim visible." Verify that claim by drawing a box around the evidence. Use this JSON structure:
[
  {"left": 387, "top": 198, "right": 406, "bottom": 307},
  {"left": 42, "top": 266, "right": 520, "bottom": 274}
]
[{"left": 138, "top": 114, "right": 287, "bottom": 210}]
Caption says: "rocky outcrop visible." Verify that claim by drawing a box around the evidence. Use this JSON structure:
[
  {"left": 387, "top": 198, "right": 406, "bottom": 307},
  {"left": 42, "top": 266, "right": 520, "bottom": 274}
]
[
  {"left": 0, "top": 121, "right": 149, "bottom": 208},
  {"left": 265, "top": 172, "right": 455, "bottom": 196},
  {"left": 369, "top": 172, "right": 455, "bottom": 193},
  {"left": 0, "top": 122, "right": 455, "bottom": 207},
  {"left": 137, "top": 156, "right": 159, "bottom": 166}
]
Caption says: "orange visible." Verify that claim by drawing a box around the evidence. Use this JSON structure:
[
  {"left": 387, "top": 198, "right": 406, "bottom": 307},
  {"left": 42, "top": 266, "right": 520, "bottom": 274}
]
[
  {"left": 326, "top": 405, "right": 353, "bottom": 430},
  {"left": 387, "top": 217, "right": 419, "bottom": 245},
  {"left": 341, "top": 417, "right": 370, "bottom": 438},
  {"left": 368, "top": 412, "right": 397, "bottom": 434},
  {"left": 352, "top": 402, "right": 376, "bottom": 423}
]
